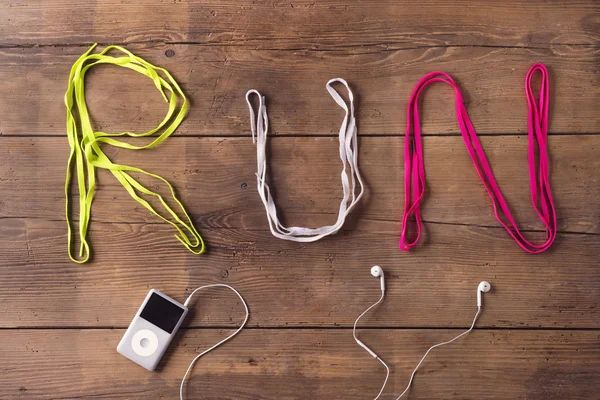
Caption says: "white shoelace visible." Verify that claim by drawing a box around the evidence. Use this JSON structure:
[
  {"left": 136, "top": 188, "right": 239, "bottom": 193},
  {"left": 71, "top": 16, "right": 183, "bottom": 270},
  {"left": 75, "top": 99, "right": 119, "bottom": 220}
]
[{"left": 245, "top": 78, "right": 364, "bottom": 242}]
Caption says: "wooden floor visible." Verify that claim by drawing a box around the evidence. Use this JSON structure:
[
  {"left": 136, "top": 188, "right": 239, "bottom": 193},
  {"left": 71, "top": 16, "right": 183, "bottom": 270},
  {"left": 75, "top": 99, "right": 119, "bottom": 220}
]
[{"left": 1, "top": 1, "right": 599, "bottom": 399}]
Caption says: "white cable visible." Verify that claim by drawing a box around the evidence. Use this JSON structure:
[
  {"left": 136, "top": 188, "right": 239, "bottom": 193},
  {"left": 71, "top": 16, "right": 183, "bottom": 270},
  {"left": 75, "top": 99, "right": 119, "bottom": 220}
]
[
  {"left": 245, "top": 78, "right": 364, "bottom": 242},
  {"left": 353, "top": 290, "right": 390, "bottom": 400},
  {"left": 395, "top": 307, "right": 482, "bottom": 399},
  {"left": 179, "top": 284, "right": 249, "bottom": 400}
]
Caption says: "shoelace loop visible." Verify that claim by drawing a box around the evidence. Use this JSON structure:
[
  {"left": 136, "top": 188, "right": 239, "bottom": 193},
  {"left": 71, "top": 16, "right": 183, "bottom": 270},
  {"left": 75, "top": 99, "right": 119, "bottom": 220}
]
[
  {"left": 65, "top": 44, "right": 204, "bottom": 263},
  {"left": 400, "top": 64, "right": 556, "bottom": 254},
  {"left": 246, "top": 79, "right": 364, "bottom": 242}
]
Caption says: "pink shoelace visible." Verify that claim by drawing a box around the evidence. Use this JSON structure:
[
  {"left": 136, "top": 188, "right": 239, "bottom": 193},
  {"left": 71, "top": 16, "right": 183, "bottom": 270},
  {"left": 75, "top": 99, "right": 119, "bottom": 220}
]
[{"left": 400, "top": 64, "right": 556, "bottom": 254}]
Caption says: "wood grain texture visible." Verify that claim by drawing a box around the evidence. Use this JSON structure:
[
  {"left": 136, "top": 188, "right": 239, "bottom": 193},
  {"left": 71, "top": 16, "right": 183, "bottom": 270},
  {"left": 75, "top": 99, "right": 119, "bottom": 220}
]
[
  {"left": 0, "top": 136, "right": 597, "bottom": 233},
  {"left": 0, "top": 43, "right": 598, "bottom": 136},
  {"left": 1, "top": 218, "right": 598, "bottom": 328},
  {"left": 1, "top": 329, "right": 598, "bottom": 399},
  {"left": 0, "top": 136, "right": 598, "bottom": 328},
  {"left": 1, "top": 0, "right": 599, "bottom": 48},
  {"left": 0, "top": 1, "right": 599, "bottom": 398}
]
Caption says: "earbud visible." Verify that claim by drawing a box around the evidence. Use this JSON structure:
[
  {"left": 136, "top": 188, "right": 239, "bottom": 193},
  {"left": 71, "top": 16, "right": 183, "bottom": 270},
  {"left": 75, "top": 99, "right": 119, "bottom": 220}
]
[
  {"left": 354, "top": 265, "right": 391, "bottom": 399},
  {"left": 477, "top": 281, "right": 491, "bottom": 307},
  {"left": 393, "top": 281, "right": 492, "bottom": 399},
  {"left": 371, "top": 266, "right": 385, "bottom": 294}
]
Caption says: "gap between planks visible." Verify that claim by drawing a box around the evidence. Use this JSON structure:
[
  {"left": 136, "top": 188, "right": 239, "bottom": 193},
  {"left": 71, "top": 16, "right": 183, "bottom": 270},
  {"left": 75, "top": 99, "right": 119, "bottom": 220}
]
[{"left": 1, "top": 326, "right": 599, "bottom": 331}]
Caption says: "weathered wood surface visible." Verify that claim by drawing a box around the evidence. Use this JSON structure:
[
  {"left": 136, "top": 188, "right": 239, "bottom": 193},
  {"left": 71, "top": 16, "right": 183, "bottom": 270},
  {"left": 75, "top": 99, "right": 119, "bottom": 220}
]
[
  {"left": 0, "top": 136, "right": 598, "bottom": 329},
  {"left": 1, "top": 329, "right": 598, "bottom": 399},
  {"left": 0, "top": 0, "right": 599, "bottom": 398},
  {"left": 1, "top": 44, "right": 598, "bottom": 136},
  {"left": 2, "top": 0, "right": 599, "bottom": 48},
  {"left": 1, "top": 219, "right": 598, "bottom": 328},
  {"left": 0, "top": 136, "right": 598, "bottom": 233}
]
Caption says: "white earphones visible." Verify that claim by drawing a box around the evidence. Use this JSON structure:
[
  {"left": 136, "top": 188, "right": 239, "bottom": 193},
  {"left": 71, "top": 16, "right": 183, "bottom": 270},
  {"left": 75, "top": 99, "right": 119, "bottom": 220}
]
[
  {"left": 179, "top": 284, "right": 249, "bottom": 400},
  {"left": 353, "top": 266, "right": 390, "bottom": 400},
  {"left": 371, "top": 265, "right": 385, "bottom": 295},
  {"left": 355, "top": 265, "right": 492, "bottom": 399},
  {"left": 477, "top": 280, "right": 491, "bottom": 307},
  {"left": 394, "top": 279, "right": 492, "bottom": 399}
]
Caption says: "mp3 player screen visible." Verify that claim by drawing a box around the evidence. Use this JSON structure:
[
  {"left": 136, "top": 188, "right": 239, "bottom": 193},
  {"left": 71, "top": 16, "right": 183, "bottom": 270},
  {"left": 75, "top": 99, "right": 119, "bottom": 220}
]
[{"left": 139, "top": 293, "right": 186, "bottom": 334}]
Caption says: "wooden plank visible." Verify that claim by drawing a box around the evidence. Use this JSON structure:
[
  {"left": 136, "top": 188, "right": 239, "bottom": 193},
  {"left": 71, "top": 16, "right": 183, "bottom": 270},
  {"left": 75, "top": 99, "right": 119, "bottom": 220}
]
[
  {"left": 0, "top": 44, "right": 598, "bottom": 136},
  {"left": 1, "top": 0, "right": 598, "bottom": 48},
  {"left": 1, "top": 329, "right": 598, "bottom": 399},
  {"left": 1, "top": 218, "right": 598, "bottom": 328},
  {"left": 0, "top": 136, "right": 597, "bottom": 234},
  {"left": 1, "top": 2, "right": 597, "bottom": 399}
]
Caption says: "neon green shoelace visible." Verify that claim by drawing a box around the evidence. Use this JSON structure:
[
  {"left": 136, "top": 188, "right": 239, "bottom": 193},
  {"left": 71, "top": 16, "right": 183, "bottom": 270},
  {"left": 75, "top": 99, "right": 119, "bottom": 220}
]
[{"left": 65, "top": 44, "right": 204, "bottom": 263}]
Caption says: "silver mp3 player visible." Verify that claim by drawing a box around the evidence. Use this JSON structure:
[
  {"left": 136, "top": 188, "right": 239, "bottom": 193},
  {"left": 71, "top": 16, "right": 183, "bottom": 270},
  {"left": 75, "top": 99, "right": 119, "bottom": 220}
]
[{"left": 117, "top": 289, "right": 188, "bottom": 371}]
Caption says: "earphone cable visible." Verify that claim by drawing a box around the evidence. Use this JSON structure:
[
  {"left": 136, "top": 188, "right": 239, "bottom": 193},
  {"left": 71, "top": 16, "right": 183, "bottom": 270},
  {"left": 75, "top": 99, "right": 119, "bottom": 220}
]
[
  {"left": 395, "top": 307, "right": 481, "bottom": 399},
  {"left": 179, "top": 284, "right": 249, "bottom": 400},
  {"left": 353, "top": 290, "right": 390, "bottom": 400}
]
